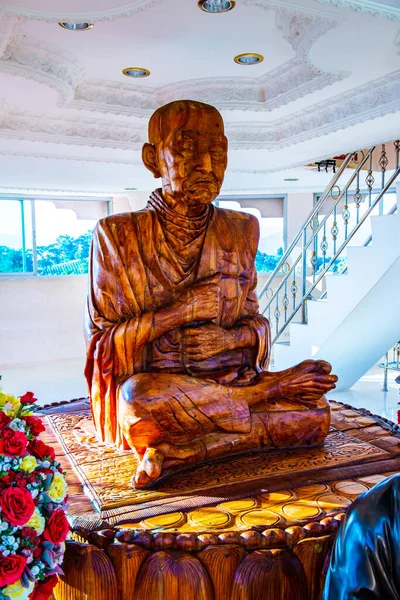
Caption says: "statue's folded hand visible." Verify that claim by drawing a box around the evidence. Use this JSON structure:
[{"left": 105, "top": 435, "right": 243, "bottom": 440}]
[
  {"left": 175, "top": 274, "right": 221, "bottom": 325},
  {"left": 181, "top": 323, "right": 226, "bottom": 361}
]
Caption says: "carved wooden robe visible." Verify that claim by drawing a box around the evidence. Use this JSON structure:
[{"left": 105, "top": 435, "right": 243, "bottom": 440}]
[{"left": 84, "top": 191, "right": 270, "bottom": 450}]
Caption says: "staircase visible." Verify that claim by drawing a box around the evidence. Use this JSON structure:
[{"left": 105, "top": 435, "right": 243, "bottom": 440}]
[{"left": 259, "top": 142, "right": 400, "bottom": 390}]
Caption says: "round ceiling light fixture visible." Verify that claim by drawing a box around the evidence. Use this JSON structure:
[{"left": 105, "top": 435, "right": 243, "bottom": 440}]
[
  {"left": 122, "top": 67, "right": 150, "bottom": 78},
  {"left": 58, "top": 22, "right": 94, "bottom": 31},
  {"left": 198, "top": 0, "right": 235, "bottom": 13},
  {"left": 234, "top": 53, "right": 264, "bottom": 65}
]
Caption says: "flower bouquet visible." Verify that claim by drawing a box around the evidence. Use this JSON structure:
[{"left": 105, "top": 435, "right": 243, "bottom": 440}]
[{"left": 0, "top": 390, "right": 68, "bottom": 600}]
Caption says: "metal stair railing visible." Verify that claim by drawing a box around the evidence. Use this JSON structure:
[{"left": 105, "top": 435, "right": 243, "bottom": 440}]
[
  {"left": 319, "top": 199, "right": 398, "bottom": 297},
  {"left": 259, "top": 141, "right": 400, "bottom": 345}
]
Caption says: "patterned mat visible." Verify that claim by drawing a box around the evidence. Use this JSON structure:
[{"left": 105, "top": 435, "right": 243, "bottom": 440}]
[{"left": 46, "top": 409, "right": 389, "bottom": 515}]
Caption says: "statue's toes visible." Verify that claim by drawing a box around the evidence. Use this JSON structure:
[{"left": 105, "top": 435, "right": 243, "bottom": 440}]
[
  {"left": 132, "top": 467, "right": 152, "bottom": 489},
  {"left": 143, "top": 447, "right": 164, "bottom": 478},
  {"left": 296, "top": 359, "right": 316, "bottom": 373},
  {"left": 314, "top": 360, "right": 332, "bottom": 374}
]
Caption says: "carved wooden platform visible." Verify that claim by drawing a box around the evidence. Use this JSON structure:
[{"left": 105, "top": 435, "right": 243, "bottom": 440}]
[{"left": 40, "top": 400, "right": 400, "bottom": 600}]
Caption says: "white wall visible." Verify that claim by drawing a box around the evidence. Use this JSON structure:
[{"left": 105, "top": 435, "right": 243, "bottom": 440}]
[
  {"left": 286, "top": 192, "right": 314, "bottom": 246},
  {"left": 0, "top": 276, "right": 88, "bottom": 404}
]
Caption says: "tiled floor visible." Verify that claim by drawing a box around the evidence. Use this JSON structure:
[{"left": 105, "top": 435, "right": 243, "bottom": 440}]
[{"left": 329, "top": 364, "right": 400, "bottom": 423}]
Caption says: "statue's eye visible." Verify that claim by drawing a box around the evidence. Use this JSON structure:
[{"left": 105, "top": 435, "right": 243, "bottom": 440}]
[
  {"left": 181, "top": 139, "right": 195, "bottom": 152},
  {"left": 209, "top": 144, "right": 226, "bottom": 160}
]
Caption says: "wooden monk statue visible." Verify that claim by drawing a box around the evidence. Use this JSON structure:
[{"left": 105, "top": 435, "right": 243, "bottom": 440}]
[{"left": 84, "top": 100, "right": 338, "bottom": 489}]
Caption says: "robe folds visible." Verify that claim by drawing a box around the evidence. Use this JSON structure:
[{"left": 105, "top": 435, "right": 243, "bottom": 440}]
[{"left": 84, "top": 192, "right": 270, "bottom": 449}]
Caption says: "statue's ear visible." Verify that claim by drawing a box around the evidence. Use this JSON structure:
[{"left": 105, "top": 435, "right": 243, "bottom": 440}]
[{"left": 142, "top": 143, "right": 161, "bottom": 178}]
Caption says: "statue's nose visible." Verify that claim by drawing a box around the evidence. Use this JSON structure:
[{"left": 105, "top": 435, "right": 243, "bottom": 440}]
[{"left": 195, "top": 150, "right": 212, "bottom": 172}]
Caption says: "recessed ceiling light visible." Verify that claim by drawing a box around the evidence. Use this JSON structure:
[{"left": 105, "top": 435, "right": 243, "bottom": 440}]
[
  {"left": 124, "top": 187, "right": 137, "bottom": 191},
  {"left": 283, "top": 178, "right": 299, "bottom": 182},
  {"left": 234, "top": 53, "right": 264, "bottom": 65},
  {"left": 122, "top": 67, "right": 150, "bottom": 78},
  {"left": 58, "top": 22, "right": 94, "bottom": 31},
  {"left": 198, "top": 0, "right": 235, "bottom": 13}
]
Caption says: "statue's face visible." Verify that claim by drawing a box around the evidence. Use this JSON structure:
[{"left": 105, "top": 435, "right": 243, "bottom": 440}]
[{"left": 157, "top": 106, "right": 228, "bottom": 206}]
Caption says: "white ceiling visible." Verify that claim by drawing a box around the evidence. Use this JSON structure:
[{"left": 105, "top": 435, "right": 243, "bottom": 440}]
[{"left": 0, "top": 0, "right": 399, "bottom": 195}]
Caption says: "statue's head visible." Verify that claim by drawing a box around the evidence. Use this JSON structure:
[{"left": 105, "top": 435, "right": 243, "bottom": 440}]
[{"left": 142, "top": 100, "right": 228, "bottom": 208}]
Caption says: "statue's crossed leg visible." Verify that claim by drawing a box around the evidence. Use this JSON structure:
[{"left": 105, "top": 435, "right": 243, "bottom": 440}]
[{"left": 119, "top": 360, "right": 337, "bottom": 488}]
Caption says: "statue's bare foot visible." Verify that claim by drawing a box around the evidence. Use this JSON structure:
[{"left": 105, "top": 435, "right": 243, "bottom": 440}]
[
  {"left": 133, "top": 447, "right": 164, "bottom": 488},
  {"left": 256, "top": 368, "right": 337, "bottom": 404},
  {"left": 132, "top": 441, "right": 206, "bottom": 488},
  {"left": 278, "top": 370, "right": 338, "bottom": 400},
  {"left": 281, "top": 359, "right": 332, "bottom": 378}
]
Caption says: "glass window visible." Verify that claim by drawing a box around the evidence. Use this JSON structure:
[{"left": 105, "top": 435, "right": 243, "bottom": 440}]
[
  {"left": 0, "top": 197, "right": 110, "bottom": 277},
  {"left": 0, "top": 200, "right": 33, "bottom": 274},
  {"left": 216, "top": 196, "right": 285, "bottom": 273}
]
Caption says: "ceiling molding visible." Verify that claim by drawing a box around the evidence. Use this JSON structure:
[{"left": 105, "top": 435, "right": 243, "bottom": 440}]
[
  {"left": 1, "top": 70, "right": 399, "bottom": 152},
  {"left": 0, "top": 4, "right": 346, "bottom": 113},
  {"left": 74, "top": 61, "right": 346, "bottom": 117},
  {"left": 271, "top": 68, "right": 400, "bottom": 148},
  {"left": 3, "top": 0, "right": 343, "bottom": 23},
  {"left": 3, "top": 0, "right": 165, "bottom": 24},
  {"left": 0, "top": 185, "right": 121, "bottom": 196},
  {"left": 0, "top": 7, "right": 22, "bottom": 57},
  {"left": 245, "top": 0, "right": 340, "bottom": 64},
  {"left": 157, "top": 59, "right": 347, "bottom": 112},
  {"left": 0, "top": 111, "right": 146, "bottom": 150},
  {"left": 0, "top": 150, "right": 141, "bottom": 165},
  {"left": 71, "top": 7, "right": 346, "bottom": 116},
  {"left": 314, "top": 0, "right": 400, "bottom": 21},
  {"left": 395, "top": 30, "right": 400, "bottom": 53},
  {"left": 0, "top": 33, "right": 82, "bottom": 102}
]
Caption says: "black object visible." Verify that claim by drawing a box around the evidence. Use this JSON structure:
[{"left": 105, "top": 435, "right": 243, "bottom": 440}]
[
  {"left": 323, "top": 473, "right": 400, "bottom": 599},
  {"left": 316, "top": 159, "right": 336, "bottom": 173}
]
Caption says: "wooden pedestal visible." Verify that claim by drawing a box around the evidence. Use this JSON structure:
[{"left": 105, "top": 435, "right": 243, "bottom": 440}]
[{"left": 42, "top": 400, "right": 400, "bottom": 600}]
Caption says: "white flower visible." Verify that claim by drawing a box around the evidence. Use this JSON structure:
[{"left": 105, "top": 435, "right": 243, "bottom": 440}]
[
  {"left": 2, "top": 549, "right": 10, "bottom": 556},
  {"left": 3, "top": 464, "right": 10, "bottom": 472},
  {"left": 0, "top": 522, "right": 8, "bottom": 531},
  {"left": 30, "top": 566, "right": 39, "bottom": 576},
  {"left": 4, "top": 456, "right": 11, "bottom": 463},
  {"left": 9, "top": 419, "right": 25, "bottom": 432},
  {"left": 42, "top": 461, "right": 50, "bottom": 469}
]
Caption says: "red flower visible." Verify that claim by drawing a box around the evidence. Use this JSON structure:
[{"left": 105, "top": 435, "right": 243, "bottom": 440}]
[
  {"left": 0, "top": 487, "right": 34, "bottom": 526},
  {"left": 43, "top": 509, "right": 70, "bottom": 544},
  {"left": 28, "top": 439, "right": 55, "bottom": 461},
  {"left": 33, "top": 547, "right": 42, "bottom": 559},
  {"left": 20, "top": 391, "right": 37, "bottom": 405},
  {"left": 0, "top": 431, "right": 28, "bottom": 457},
  {"left": 2, "top": 428, "right": 14, "bottom": 440},
  {"left": 0, "top": 553, "right": 27, "bottom": 587},
  {"left": 21, "top": 415, "right": 45, "bottom": 437},
  {"left": 31, "top": 575, "right": 58, "bottom": 600},
  {"left": 0, "top": 413, "right": 11, "bottom": 431},
  {"left": 0, "top": 471, "right": 16, "bottom": 486}
]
